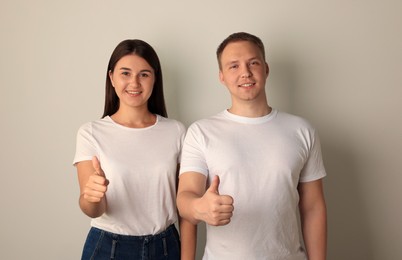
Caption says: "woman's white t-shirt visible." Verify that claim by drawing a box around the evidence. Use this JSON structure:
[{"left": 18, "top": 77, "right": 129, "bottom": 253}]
[{"left": 74, "top": 115, "right": 185, "bottom": 236}]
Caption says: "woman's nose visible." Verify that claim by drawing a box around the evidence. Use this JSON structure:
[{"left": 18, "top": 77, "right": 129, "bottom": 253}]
[{"left": 130, "top": 75, "right": 141, "bottom": 86}]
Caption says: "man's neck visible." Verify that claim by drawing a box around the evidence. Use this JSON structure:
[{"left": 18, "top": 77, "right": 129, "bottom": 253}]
[{"left": 228, "top": 103, "right": 272, "bottom": 118}]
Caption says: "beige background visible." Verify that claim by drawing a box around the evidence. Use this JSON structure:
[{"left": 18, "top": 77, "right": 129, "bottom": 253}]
[{"left": 1, "top": 0, "right": 401, "bottom": 259}]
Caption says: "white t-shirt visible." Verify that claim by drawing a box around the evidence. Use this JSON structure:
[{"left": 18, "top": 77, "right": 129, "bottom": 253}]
[
  {"left": 180, "top": 109, "right": 326, "bottom": 260},
  {"left": 74, "top": 115, "right": 186, "bottom": 236}
]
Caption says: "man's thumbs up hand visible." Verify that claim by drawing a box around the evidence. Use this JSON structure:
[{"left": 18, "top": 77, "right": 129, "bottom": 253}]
[
  {"left": 207, "top": 175, "right": 221, "bottom": 195},
  {"left": 197, "top": 175, "right": 234, "bottom": 226}
]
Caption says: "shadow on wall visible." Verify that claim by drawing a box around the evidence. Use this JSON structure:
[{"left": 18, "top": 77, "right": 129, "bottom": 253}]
[{"left": 323, "top": 141, "right": 374, "bottom": 260}]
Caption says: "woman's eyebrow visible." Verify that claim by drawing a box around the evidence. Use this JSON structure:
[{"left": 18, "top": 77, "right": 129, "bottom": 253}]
[{"left": 118, "top": 67, "right": 153, "bottom": 73}]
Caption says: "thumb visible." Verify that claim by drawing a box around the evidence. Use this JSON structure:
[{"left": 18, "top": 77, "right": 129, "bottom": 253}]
[
  {"left": 92, "top": 156, "right": 105, "bottom": 177},
  {"left": 208, "top": 175, "right": 220, "bottom": 195}
]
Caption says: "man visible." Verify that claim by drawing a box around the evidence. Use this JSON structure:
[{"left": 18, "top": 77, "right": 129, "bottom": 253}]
[{"left": 177, "top": 32, "right": 327, "bottom": 260}]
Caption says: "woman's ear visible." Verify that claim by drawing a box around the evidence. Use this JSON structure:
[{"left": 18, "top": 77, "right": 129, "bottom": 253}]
[{"left": 108, "top": 70, "right": 114, "bottom": 87}]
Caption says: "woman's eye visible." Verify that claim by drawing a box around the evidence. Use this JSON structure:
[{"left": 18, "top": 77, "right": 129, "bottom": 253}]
[
  {"left": 140, "top": 73, "right": 150, "bottom": 78},
  {"left": 122, "top": 71, "right": 130, "bottom": 76}
]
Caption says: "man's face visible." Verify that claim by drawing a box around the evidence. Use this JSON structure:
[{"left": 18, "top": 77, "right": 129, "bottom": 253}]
[{"left": 219, "top": 41, "right": 269, "bottom": 104}]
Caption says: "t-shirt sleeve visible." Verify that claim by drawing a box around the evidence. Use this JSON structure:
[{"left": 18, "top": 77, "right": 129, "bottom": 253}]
[
  {"left": 299, "top": 129, "right": 327, "bottom": 182},
  {"left": 179, "top": 123, "right": 209, "bottom": 176},
  {"left": 72, "top": 122, "right": 97, "bottom": 166}
]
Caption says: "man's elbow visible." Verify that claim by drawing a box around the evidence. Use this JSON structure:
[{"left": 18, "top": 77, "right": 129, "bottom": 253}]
[{"left": 176, "top": 192, "right": 201, "bottom": 225}]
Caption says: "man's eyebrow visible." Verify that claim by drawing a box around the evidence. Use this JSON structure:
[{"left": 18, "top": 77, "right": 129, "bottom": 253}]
[
  {"left": 223, "top": 60, "right": 239, "bottom": 66},
  {"left": 247, "top": 56, "right": 261, "bottom": 61},
  {"left": 224, "top": 57, "right": 261, "bottom": 66}
]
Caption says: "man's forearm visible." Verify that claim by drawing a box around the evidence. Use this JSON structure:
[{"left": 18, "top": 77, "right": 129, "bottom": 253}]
[
  {"left": 177, "top": 191, "right": 202, "bottom": 225},
  {"left": 301, "top": 205, "right": 327, "bottom": 260}
]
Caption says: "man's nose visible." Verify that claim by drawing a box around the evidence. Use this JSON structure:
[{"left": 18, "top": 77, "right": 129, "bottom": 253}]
[{"left": 241, "top": 65, "right": 252, "bottom": 78}]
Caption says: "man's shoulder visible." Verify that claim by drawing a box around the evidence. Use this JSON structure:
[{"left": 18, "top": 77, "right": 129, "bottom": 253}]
[{"left": 188, "top": 111, "right": 227, "bottom": 128}]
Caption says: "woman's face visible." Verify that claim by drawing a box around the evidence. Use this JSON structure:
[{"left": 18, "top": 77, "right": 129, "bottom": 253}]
[{"left": 109, "top": 54, "right": 155, "bottom": 111}]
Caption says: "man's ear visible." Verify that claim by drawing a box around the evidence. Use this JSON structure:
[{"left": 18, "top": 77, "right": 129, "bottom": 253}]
[
  {"left": 219, "top": 70, "right": 225, "bottom": 84},
  {"left": 265, "top": 63, "right": 269, "bottom": 78}
]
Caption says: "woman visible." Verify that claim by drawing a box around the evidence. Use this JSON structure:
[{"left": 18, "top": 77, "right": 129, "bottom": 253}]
[{"left": 73, "top": 39, "right": 193, "bottom": 259}]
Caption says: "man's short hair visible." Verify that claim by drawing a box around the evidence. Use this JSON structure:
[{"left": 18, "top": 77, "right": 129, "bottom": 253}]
[{"left": 216, "top": 32, "right": 266, "bottom": 69}]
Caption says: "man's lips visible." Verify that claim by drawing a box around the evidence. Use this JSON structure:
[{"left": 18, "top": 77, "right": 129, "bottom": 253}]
[{"left": 238, "top": 83, "right": 255, "bottom": 87}]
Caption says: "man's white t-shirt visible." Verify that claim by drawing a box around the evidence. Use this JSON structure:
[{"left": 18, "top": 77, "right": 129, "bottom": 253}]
[
  {"left": 180, "top": 109, "right": 326, "bottom": 260},
  {"left": 74, "top": 115, "right": 185, "bottom": 236}
]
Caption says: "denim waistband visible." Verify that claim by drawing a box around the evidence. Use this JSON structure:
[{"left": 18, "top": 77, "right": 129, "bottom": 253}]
[{"left": 90, "top": 224, "right": 177, "bottom": 241}]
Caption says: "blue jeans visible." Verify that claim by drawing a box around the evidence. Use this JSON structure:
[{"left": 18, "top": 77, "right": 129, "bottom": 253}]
[{"left": 81, "top": 224, "right": 180, "bottom": 260}]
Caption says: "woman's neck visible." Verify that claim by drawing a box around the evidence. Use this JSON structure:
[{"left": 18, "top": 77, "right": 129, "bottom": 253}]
[{"left": 111, "top": 107, "right": 156, "bottom": 128}]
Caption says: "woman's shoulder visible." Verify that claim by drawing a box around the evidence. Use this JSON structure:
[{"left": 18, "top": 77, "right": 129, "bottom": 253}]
[
  {"left": 77, "top": 117, "right": 112, "bottom": 132},
  {"left": 157, "top": 115, "right": 186, "bottom": 132}
]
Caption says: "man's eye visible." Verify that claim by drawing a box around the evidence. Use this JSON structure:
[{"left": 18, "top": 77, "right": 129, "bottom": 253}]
[{"left": 229, "top": 65, "right": 238, "bottom": 69}]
